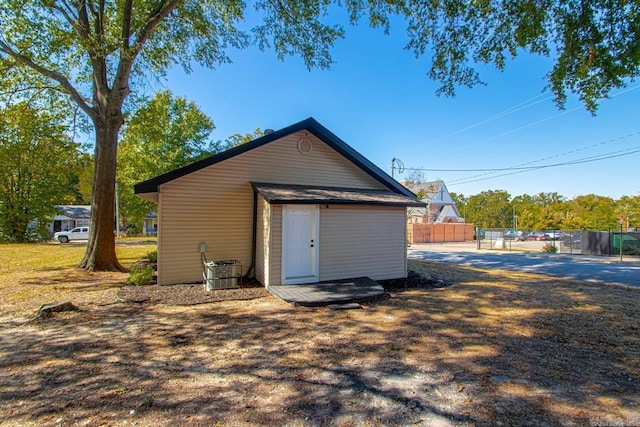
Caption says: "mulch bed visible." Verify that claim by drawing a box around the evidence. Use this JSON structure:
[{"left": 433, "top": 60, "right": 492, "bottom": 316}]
[
  {"left": 380, "top": 269, "right": 450, "bottom": 290},
  {"left": 118, "top": 279, "right": 270, "bottom": 305},
  {"left": 118, "top": 271, "right": 444, "bottom": 306}
]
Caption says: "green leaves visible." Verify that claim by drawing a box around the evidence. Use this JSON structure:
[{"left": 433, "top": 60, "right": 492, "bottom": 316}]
[
  {"left": 2, "top": 0, "right": 637, "bottom": 268},
  {"left": 0, "top": 102, "right": 81, "bottom": 241},
  {"left": 116, "top": 90, "right": 215, "bottom": 229},
  {"left": 3, "top": 0, "right": 637, "bottom": 118},
  {"left": 566, "top": 194, "right": 617, "bottom": 229},
  {"left": 253, "top": 0, "right": 346, "bottom": 70},
  {"left": 547, "top": 0, "right": 640, "bottom": 111},
  {"left": 139, "top": 0, "right": 249, "bottom": 75},
  {"left": 402, "top": 0, "right": 639, "bottom": 111},
  {"left": 457, "top": 190, "right": 634, "bottom": 231},
  {"left": 466, "top": 190, "right": 512, "bottom": 228}
]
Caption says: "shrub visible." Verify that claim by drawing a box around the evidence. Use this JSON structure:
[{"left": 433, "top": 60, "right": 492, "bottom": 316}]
[
  {"left": 125, "top": 223, "right": 140, "bottom": 237},
  {"left": 622, "top": 243, "right": 640, "bottom": 256},
  {"left": 541, "top": 243, "right": 558, "bottom": 253},
  {"left": 146, "top": 250, "right": 158, "bottom": 263},
  {"left": 127, "top": 265, "right": 154, "bottom": 286},
  {"left": 125, "top": 227, "right": 139, "bottom": 237}
]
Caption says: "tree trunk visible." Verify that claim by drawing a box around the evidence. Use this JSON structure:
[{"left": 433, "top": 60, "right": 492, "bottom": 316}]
[{"left": 78, "top": 112, "right": 125, "bottom": 272}]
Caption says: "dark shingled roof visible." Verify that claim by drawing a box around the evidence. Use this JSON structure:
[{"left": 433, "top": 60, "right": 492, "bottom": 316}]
[
  {"left": 251, "top": 182, "right": 425, "bottom": 207},
  {"left": 134, "top": 117, "right": 419, "bottom": 201},
  {"left": 55, "top": 205, "right": 91, "bottom": 219}
]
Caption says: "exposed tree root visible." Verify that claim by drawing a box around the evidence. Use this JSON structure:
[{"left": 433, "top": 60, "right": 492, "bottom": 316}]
[{"left": 20, "top": 301, "right": 79, "bottom": 326}]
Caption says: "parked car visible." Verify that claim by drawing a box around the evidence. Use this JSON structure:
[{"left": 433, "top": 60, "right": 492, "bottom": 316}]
[
  {"left": 503, "top": 230, "right": 526, "bottom": 241},
  {"left": 503, "top": 230, "right": 516, "bottom": 239},
  {"left": 562, "top": 232, "right": 582, "bottom": 249},
  {"left": 527, "top": 231, "right": 547, "bottom": 241},
  {"left": 54, "top": 226, "right": 89, "bottom": 243},
  {"left": 544, "top": 231, "right": 561, "bottom": 240}
]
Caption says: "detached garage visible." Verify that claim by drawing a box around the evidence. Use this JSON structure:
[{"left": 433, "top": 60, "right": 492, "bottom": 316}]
[{"left": 134, "top": 118, "right": 425, "bottom": 287}]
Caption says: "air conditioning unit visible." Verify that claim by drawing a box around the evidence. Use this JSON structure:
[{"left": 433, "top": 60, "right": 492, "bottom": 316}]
[{"left": 204, "top": 260, "right": 241, "bottom": 290}]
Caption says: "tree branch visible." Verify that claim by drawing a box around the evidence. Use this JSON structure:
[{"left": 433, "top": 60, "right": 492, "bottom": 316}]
[
  {"left": 132, "top": 0, "right": 181, "bottom": 55},
  {"left": 47, "top": 2, "right": 83, "bottom": 35},
  {"left": 45, "top": 1, "right": 121, "bottom": 61},
  {"left": 96, "top": 0, "right": 106, "bottom": 41},
  {"left": 267, "top": 0, "right": 315, "bottom": 41},
  {"left": 113, "top": 0, "right": 180, "bottom": 97},
  {"left": 0, "top": 41, "right": 94, "bottom": 118},
  {"left": 122, "top": 0, "right": 134, "bottom": 49},
  {"left": 1, "top": 85, "right": 69, "bottom": 105},
  {"left": 75, "top": 1, "right": 109, "bottom": 97}
]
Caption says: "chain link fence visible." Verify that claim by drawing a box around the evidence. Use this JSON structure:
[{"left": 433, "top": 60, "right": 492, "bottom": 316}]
[{"left": 475, "top": 228, "right": 640, "bottom": 259}]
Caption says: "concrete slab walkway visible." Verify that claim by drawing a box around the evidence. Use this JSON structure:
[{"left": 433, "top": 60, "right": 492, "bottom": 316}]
[{"left": 268, "top": 277, "right": 385, "bottom": 306}]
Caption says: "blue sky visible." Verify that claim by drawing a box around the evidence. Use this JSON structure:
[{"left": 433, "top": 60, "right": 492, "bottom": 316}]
[{"left": 163, "top": 20, "right": 639, "bottom": 200}]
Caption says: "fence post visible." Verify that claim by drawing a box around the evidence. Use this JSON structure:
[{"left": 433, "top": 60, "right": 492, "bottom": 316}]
[
  {"left": 620, "top": 223, "right": 623, "bottom": 262},
  {"left": 570, "top": 231, "right": 573, "bottom": 255}
]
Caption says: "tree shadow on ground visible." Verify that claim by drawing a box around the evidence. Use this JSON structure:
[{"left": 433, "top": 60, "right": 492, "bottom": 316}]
[
  {"left": 0, "top": 262, "right": 638, "bottom": 426},
  {"left": 20, "top": 270, "right": 125, "bottom": 290}
]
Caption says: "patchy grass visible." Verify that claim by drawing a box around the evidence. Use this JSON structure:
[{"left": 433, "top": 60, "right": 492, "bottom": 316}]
[
  {"left": 0, "top": 254, "right": 638, "bottom": 426},
  {"left": 0, "top": 240, "right": 155, "bottom": 275},
  {"left": 0, "top": 240, "right": 156, "bottom": 318},
  {"left": 0, "top": 243, "right": 88, "bottom": 274}
]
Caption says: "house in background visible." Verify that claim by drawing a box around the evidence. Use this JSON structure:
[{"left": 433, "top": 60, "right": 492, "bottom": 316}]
[
  {"left": 400, "top": 181, "right": 474, "bottom": 243},
  {"left": 135, "top": 117, "right": 425, "bottom": 287},
  {"left": 401, "top": 180, "right": 464, "bottom": 224},
  {"left": 46, "top": 205, "right": 159, "bottom": 237},
  {"left": 45, "top": 205, "right": 91, "bottom": 236},
  {"left": 142, "top": 212, "right": 158, "bottom": 236}
]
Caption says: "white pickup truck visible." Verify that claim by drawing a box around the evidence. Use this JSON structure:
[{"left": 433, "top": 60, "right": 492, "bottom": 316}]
[{"left": 54, "top": 226, "right": 89, "bottom": 243}]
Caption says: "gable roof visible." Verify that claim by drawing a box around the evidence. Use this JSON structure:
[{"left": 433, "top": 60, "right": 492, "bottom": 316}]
[
  {"left": 134, "top": 117, "right": 417, "bottom": 200},
  {"left": 401, "top": 180, "right": 464, "bottom": 220},
  {"left": 54, "top": 205, "right": 91, "bottom": 219},
  {"left": 406, "top": 180, "right": 445, "bottom": 200}
]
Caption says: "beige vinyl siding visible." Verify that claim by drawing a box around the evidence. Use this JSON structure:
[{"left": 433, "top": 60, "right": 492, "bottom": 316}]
[
  {"left": 269, "top": 205, "right": 282, "bottom": 286},
  {"left": 318, "top": 205, "right": 407, "bottom": 281},
  {"left": 157, "top": 192, "right": 164, "bottom": 284},
  {"left": 158, "top": 131, "right": 385, "bottom": 285},
  {"left": 159, "top": 182, "right": 253, "bottom": 285},
  {"left": 255, "top": 195, "right": 269, "bottom": 285}
]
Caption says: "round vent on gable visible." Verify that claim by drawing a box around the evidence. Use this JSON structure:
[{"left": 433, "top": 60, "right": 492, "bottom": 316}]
[{"left": 297, "top": 138, "right": 313, "bottom": 154}]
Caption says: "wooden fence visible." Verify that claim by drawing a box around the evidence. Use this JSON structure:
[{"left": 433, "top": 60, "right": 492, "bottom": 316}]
[{"left": 407, "top": 223, "right": 475, "bottom": 244}]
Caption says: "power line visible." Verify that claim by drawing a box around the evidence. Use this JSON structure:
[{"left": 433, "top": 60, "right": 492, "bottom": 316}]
[
  {"left": 432, "top": 92, "right": 553, "bottom": 144},
  {"left": 397, "top": 85, "right": 640, "bottom": 187},
  {"left": 447, "top": 146, "right": 640, "bottom": 186},
  {"left": 403, "top": 131, "right": 640, "bottom": 173},
  {"left": 438, "top": 84, "right": 640, "bottom": 155}
]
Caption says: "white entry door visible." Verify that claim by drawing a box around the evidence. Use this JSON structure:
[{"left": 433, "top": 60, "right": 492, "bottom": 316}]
[{"left": 282, "top": 205, "right": 319, "bottom": 285}]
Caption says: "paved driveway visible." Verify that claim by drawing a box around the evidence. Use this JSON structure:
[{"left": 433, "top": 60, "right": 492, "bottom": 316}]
[{"left": 408, "top": 243, "right": 640, "bottom": 288}]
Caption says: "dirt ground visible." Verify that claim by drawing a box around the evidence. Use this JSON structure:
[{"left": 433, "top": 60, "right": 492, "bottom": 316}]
[{"left": 1, "top": 261, "right": 639, "bottom": 426}]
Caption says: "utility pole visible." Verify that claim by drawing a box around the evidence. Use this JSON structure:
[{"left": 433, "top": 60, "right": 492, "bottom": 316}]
[{"left": 391, "top": 158, "right": 404, "bottom": 179}]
